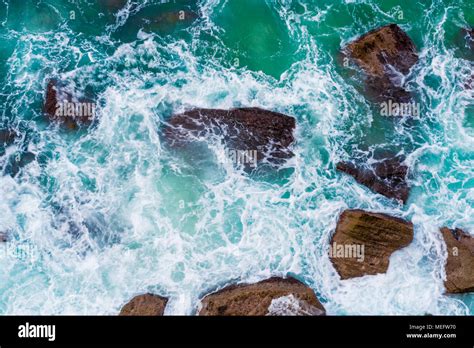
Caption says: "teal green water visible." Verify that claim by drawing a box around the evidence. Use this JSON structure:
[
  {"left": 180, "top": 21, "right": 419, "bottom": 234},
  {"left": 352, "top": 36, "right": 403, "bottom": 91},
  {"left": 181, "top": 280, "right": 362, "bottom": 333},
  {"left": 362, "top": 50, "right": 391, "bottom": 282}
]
[{"left": 0, "top": 0, "right": 473, "bottom": 315}]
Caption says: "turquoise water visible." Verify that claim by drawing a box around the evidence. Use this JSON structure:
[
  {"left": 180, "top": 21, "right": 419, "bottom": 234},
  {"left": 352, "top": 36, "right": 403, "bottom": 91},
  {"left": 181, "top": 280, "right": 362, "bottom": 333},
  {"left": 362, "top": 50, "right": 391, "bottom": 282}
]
[{"left": 0, "top": 0, "right": 473, "bottom": 315}]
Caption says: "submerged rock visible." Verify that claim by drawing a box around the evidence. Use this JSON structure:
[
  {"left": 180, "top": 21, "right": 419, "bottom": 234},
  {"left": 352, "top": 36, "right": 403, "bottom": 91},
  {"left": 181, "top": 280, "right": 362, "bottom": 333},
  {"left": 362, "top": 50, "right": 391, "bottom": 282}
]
[
  {"left": 330, "top": 209, "right": 413, "bottom": 279},
  {"left": 344, "top": 24, "right": 418, "bottom": 104},
  {"left": 100, "top": 0, "right": 128, "bottom": 11},
  {"left": 198, "top": 277, "right": 325, "bottom": 316},
  {"left": 0, "top": 129, "right": 35, "bottom": 177},
  {"left": 44, "top": 80, "right": 96, "bottom": 129},
  {"left": 336, "top": 156, "right": 410, "bottom": 203},
  {"left": 5, "top": 151, "right": 36, "bottom": 177},
  {"left": 461, "top": 28, "right": 473, "bottom": 51},
  {"left": 119, "top": 293, "right": 168, "bottom": 316},
  {"left": 148, "top": 10, "right": 198, "bottom": 31},
  {"left": 164, "top": 107, "right": 295, "bottom": 168},
  {"left": 441, "top": 228, "right": 474, "bottom": 294},
  {"left": 0, "top": 129, "right": 16, "bottom": 145}
]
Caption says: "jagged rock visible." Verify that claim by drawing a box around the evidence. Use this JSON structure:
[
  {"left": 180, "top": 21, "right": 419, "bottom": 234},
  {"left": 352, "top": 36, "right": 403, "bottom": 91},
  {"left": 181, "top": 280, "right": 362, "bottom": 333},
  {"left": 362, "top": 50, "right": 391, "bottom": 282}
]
[
  {"left": 164, "top": 107, "right": 295, "bottom": 167},
  {"left": 198, "top": 277, "right": 325, "bottom": 316},
  {"left": 441, "top": 228, "right": 474, "bottom": 294},
  {"left": 44, "top": 80, "right": 96, "bottom": 129},
  {"left": 119, "top": 293, "right": 168, "bottom": 316},
  {"left": 337, "top": 156, "right": 410, "bottom": 203},
  {"left": 344, "top": 24, "right": 418, "bottom": 104},
  {"left": 330, "top": 209, "right": 413, "bottom": 279}
]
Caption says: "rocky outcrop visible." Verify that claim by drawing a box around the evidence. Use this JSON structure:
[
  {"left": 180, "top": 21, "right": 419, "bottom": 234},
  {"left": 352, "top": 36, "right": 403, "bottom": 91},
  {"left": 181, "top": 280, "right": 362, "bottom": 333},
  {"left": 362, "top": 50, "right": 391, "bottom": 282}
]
[
  {"left": 330, "top": 209, "right": 413, "bottom": 279},
  {"left": 198, "top": 277, "right": 325, "bottom": 316},
  {"left": 119, "top": 293, "right": 168, "bottom": 316},
  {"left": 337, "top": 156, "right": 410, "bottom": 203},
  {"left": 164, "top": 107, "right": 295, "bottom": 168},
  {"left": 44, "top": 80, "right": 96, "bottom": 129},
  {"left": 441, "top": 228, "right": 474, "bottom": 294},
  {"left": 344, "top": 24, "right": 418, "bottom": 104}
]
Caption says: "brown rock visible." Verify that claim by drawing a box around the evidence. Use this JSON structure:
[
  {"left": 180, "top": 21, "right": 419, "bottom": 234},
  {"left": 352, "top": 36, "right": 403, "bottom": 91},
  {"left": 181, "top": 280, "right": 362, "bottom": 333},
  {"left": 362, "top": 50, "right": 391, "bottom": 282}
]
[
  {"left": 441, "top": 228, "right": 474, "bottom": 294},
  {"left": 336, "top": 156, "right": 410, "bottom": 203},
  {"left": 44, "top": 80, "right": 96, "bottom": 129},
  {"left": 164, "top": 107, "right": 295, "bottom": 167},
  {"left": 330, "top": 209, "right": 413, "bottom": 279},
  {"left": 344, "top": 24, "right": 418, "bottom": 104},
  {"left": 198, "top": 277, "right": 325, "bottom": 316},
  {"left": 119, "top": 293, "right": 168, "bottom": 316}
]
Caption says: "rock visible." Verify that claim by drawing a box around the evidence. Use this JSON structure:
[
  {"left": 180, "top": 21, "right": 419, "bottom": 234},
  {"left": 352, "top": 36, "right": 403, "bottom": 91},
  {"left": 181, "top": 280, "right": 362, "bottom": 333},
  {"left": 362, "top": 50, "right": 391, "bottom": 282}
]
[
  {"left": 198, "top": 277, "right": 325, "bottom": 316},
  {"left": 4, "top": 151, "right": 36, "bottom": 177},
  {"left": 44, "top": 79, "right": 96, "bottom": 129},
  {"left": 336, "top": 156, "right": 410, "bottom": 203},
  {"left": 0, "top": 129, "right": 16, "bottom": 145},
  {"left": 330, "top": 209, "right": 413, "bottom": 279},
  {"left": 0, "top": 232, "right": 7, "bottom": 243},
  {"left": 164, "top": 107, "right": 295, "bottom": 168},
  {"left": 149, "top": 10, "right": 198, "bottom": 30},
  {"left": 100, "top": 0, "right": 128, "bottom": 11},
  {"left": 461, "top": 28, "right": 473, "bottom": 51},
  {"left": 0, "top": 130, "right": 35, "bottom": 177},
  {"left": 441, "top": 228, "right": 474, "bottom": 294},
  {"left": 344, "top": 24, "right": 418, "bottom": 104},
  {"left": 119, "top": 293, "right": 168, "bottom": 316}
]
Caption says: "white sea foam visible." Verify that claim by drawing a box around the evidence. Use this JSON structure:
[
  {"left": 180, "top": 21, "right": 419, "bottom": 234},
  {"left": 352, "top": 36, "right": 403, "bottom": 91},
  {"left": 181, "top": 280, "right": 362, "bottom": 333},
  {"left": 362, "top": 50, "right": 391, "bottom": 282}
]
[{"left": 0, "top": 0, "right": 472, "bottom": 316}]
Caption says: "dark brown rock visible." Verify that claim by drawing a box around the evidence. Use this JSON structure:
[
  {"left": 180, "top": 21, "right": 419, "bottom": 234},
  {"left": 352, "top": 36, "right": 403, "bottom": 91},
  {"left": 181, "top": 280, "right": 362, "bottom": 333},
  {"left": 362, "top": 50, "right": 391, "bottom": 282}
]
[
  {"left": 119, "top": 293, "right": 168, "bottom": 316},
  {"left": 330, "top": 209, "right": 414, "bottom": 279},
  {"left": 337, "top": 156, "right": 410, "bottom": 203},
  {"left": 441, "top": 228, "right": 474, "bottom": 294},
  {"left": 164, "top": 107, "right": 295, "bottom": 167},
  {"left": 44, "top": 80, "right": 96, "bottom": 129},
  {"left": 344, "top": 24, "right": 418, "bottom": 104},
  {"left": 198, "top": 277, "right": 325, "bottom": 316}
]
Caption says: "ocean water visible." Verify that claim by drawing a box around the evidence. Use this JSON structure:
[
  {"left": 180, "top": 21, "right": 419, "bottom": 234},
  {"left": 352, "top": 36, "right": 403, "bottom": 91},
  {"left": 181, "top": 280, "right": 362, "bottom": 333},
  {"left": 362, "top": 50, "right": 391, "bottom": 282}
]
[{"left": 0, "top": 0, "right": 473, "bottom": 315}]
